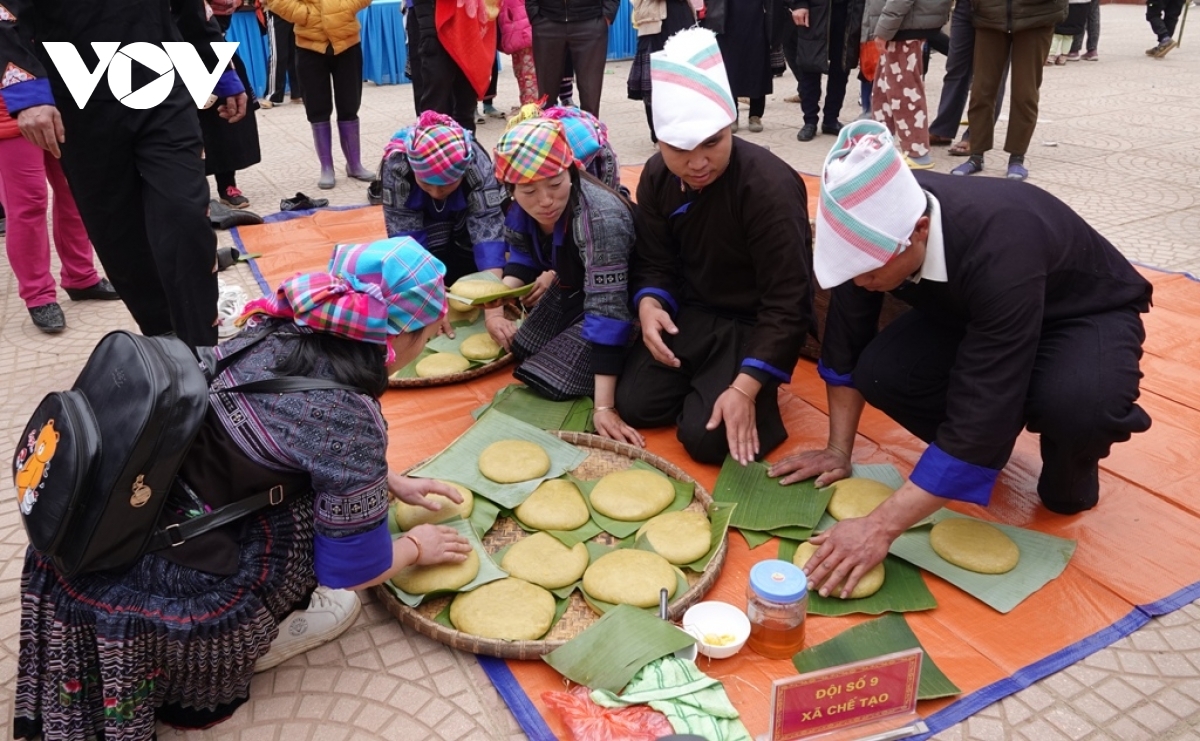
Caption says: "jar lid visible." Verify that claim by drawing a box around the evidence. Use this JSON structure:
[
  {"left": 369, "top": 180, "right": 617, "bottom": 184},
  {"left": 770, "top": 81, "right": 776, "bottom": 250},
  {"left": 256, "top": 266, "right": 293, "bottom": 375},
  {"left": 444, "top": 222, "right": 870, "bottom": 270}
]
[{"left": 749, "top": 560, "right": 807, "bottom": 602}]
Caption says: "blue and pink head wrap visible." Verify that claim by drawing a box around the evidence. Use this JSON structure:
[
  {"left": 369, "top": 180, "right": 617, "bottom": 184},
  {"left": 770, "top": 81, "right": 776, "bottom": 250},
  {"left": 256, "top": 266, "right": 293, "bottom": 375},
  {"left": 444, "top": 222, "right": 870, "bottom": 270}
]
[
  {"left": 385, "top": 111, "right": 475, "bottom": 186},
  {"left": 241, "top": 237, "right": 447, "bottom": 361},
  {"left": 506, "top": 102, "right": 608, "bottom": 166},
  {"left": 813, "top": 120, "right": 927, "bottom": 289}
]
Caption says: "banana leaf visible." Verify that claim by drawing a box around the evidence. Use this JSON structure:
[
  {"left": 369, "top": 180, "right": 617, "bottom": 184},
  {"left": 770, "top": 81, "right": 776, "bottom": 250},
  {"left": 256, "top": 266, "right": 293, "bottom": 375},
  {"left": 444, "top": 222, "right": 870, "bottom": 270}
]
[
  {"left": 381, "top": 517, "right": 507, "bottom": 607},
  {"left": 888, "top": 511, "right": 1076, "bottom": 614},
  {"left": 408, "top": 409, "right": 589, "bottom": 508},
  {"left": 713, "top": 457, "right": 832, "bottom": 531},
  {"left": 793, "top": 614, "right": 960, "bottom": 700},
  {"left": 635, "top": 501, "right": 736, "bottom": 573},
  {"left": 777, "top": 539, "right": 937, "bottom": 616},
  {"left": 569, "top": 460, "right": 694, "bottom": 538},
  {"left": 543, "top": 604, "right": 697, "bottom": 693}
]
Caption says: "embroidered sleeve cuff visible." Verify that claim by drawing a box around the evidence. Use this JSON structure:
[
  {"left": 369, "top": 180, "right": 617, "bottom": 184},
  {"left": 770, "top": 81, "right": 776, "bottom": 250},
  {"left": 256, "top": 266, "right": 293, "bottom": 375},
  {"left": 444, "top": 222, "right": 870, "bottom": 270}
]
[
  {"left": 502, "top": 262, "right": 540, "bottom": 285},
  {"left": 583, "top": 314, "right": 633, "bottom": 346},
  {"left": 473, "top": 240, "right": 507, "bottom": 271},
  {"left": 909, "top": 443, "right": 1000, "bottom": 506},
  {"left": 741, "top": 358, "right": 791, "bottom": 384},
  {"left": 0, "top": 79, "right": 54, "bottom": 114},
  {"left": 633, "top": 288, "right": 677, "bottom": 316},
  {"left": 213, "top": 69, "right": 245, "bottom": 98},
  {"left": 817, "top": 359, "right": 856, "bottom": 387},
  {"left": 313, "top": 519, "right": 393, "bottom": 588}
]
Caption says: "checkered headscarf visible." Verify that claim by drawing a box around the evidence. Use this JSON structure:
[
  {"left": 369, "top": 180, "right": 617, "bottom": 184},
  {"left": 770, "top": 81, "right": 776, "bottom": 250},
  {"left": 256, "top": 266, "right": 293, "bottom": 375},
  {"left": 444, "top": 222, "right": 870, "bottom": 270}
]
[
  {"left": 506, "top": 103, "right": 608, "bottom": 166},
  {"left": 494, "top": 118, "right": 577, "bottom": 184},
  {"left": 241, "top": 237, "right": 447, "bottom": 362},
  {"left": 385, "top": 111, "right": 475, "bottom": 186}
]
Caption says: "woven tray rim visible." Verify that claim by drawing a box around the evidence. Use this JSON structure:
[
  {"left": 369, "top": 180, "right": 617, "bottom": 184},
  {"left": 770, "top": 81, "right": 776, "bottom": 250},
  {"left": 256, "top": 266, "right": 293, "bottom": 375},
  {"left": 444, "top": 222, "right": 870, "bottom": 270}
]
[
  {"left": 374, "top": 431, "right": 727, "bottom": 659},
  {"left": 388, "top": 352, "right": 515, "bottom": 388}
]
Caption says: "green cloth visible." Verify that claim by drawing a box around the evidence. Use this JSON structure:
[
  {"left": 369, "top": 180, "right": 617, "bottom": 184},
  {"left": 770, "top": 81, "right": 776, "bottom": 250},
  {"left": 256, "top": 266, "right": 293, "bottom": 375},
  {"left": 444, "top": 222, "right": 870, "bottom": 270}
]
[{"left": 590, "top": 657, "right": 752, "bottom": 741}]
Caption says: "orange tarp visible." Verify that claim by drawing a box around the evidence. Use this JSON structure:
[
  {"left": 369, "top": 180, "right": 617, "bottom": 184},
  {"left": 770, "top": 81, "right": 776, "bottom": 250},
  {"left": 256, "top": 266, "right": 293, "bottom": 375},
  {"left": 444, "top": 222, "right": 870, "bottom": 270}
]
[{"left": 233, "top": 178, "right": 1200, "bottom": 739}]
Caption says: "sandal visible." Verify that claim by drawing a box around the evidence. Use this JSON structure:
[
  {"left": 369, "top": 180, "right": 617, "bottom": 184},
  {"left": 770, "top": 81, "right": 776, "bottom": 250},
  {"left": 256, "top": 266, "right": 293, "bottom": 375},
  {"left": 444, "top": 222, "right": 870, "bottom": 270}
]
[
  {"left": 951, "top": 158, "right": 984, "bottom": 176},
  {"left": 948, "top": 139, "right": 972, "bottom": 156}
]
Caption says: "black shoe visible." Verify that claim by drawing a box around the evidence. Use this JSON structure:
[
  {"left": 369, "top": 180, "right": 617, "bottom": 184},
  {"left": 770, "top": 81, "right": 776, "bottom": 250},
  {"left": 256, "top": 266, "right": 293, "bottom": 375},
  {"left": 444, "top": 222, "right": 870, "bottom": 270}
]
[
  {"left": 29, "top": 303, "right": 66, "bottom": 333},
  {"left": 208, "top": 200, "right": 264, "bottom": 230},
  {"left": 279, "top": 192, "right": 330, "bottom": 211},
  {"left": 821, "top": 121, "right": 843, "bottom": 136},
  {"left": 64, "top": 278, "right": 120, "bottom": 301},
  {"left": 220, "top": 186, "right": 250, "bottom": 209},
  {"left": 797, "top": 123, "right": 817, "bottom": 142}
]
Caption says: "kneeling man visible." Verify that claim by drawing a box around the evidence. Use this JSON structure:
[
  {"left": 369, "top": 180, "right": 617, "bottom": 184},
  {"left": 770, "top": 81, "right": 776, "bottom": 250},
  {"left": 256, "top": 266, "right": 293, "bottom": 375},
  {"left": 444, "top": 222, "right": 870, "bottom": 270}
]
[
  {"left": 616, "top": 27, "right": 814, "bottom": 466},
  {"left": 773, "top": 120, "right": 1152, "bottom": 597}
]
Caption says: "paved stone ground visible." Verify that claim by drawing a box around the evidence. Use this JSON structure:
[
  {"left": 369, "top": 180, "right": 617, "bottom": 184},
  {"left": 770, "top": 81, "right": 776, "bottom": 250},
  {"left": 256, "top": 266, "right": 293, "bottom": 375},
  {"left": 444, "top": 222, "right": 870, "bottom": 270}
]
[{"left": 2, "top": 5, "right": 1200, "bottom": 739}]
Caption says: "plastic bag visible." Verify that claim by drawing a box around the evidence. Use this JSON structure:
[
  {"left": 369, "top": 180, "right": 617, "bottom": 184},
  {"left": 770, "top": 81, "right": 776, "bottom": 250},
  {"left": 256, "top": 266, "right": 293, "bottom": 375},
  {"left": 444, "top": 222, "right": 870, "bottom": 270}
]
[{"left": 542, "top": 685, "right": 675, "bottom": 741}]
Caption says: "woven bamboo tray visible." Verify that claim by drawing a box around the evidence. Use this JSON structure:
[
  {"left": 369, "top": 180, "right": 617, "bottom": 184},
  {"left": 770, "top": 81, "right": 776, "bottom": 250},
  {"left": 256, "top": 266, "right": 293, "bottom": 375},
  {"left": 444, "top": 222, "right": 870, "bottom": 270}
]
[
  {"left": 375, "top": 432, "right": 727, "bottom": 660},
  {"left": 388, "top": 352, "right": 514, "bottom": 389}
]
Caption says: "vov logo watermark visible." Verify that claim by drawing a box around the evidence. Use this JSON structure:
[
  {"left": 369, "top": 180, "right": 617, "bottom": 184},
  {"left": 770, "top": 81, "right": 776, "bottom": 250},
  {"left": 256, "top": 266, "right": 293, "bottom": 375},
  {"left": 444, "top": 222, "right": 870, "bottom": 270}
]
[{"left": 43, "top": 42, "right": 239, "bottom": 109}]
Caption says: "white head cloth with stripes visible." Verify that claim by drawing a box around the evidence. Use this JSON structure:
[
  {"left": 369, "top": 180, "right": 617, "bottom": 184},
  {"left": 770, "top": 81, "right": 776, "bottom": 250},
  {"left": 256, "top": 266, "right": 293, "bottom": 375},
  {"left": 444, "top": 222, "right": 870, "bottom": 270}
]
[
  {"left": 814, "top": 120, "right": 928, "bottom": 289},
  {"left": 650, "top": 27, "right": 736, "bottom": 151}
]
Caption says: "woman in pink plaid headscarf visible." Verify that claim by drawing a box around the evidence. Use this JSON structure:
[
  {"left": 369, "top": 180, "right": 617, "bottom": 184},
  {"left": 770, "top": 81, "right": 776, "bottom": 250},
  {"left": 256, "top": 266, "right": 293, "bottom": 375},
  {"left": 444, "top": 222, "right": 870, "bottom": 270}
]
[
  {"left": 14, "top": 237, "right": 474, "bottom": 738},
  {"left": 380, "top": 111, "right": 508, "bottom": 284},
  {"left": 485, "top": 119, "right": 644, "bottom": 446}
]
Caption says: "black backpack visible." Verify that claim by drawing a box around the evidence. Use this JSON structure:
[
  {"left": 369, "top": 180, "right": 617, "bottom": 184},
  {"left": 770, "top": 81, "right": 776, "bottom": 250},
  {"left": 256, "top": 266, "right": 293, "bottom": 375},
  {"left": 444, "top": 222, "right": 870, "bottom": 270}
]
[{"left": 13, "top": 329, "right": 360, "bottom": 578}]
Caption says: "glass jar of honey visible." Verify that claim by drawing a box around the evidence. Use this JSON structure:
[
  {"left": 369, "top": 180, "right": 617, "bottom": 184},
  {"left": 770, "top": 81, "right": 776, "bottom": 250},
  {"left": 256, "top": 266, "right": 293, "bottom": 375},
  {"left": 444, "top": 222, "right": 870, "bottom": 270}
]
[{"left": 746, "top": 559, "right": 808, "bottom": 660}]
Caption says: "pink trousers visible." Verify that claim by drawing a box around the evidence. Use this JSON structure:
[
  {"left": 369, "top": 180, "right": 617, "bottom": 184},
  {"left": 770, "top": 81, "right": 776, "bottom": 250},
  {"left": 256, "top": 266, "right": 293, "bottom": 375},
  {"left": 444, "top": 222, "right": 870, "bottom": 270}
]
[{"left": 0, "top": 136, "right": 99, "bottom": 308}]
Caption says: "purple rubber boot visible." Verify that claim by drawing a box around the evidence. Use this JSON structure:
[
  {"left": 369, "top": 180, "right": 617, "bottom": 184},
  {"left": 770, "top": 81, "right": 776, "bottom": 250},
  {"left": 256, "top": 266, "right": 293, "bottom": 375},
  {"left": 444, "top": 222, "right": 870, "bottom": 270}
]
[
  {"left": 311, "top": 122, "right": 336, "bottom": 190},
  {"left": 338, "top": 119, "right": 376, "bottom": 182}
]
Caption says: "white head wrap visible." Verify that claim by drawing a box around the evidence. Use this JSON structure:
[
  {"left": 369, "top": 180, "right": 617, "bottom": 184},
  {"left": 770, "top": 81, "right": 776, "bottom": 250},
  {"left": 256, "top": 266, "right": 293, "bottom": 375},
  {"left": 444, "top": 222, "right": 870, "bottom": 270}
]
[
  {"left": 649, "top": 28, "right": 736, "bottom": 150},
  {"left": 813, "top": 120, "right": 928, "bottom": 289}
]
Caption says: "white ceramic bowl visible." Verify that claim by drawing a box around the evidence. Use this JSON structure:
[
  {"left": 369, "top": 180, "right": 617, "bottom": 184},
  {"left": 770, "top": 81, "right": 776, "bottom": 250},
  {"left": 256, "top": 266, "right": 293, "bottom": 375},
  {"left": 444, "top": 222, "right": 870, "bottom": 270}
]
[{"left": 682, "top": 601, "right": 751, "bottom": 659}]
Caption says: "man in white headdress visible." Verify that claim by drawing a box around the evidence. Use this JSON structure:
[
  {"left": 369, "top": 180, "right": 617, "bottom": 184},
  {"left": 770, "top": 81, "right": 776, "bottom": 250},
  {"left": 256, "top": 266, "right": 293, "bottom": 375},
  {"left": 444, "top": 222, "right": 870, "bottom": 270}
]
[
  {"left": 770, "top": 120, "right": 1153, "bottom": 598},
  {"left": 615, "top": 27, "right": 814, "bottom": 466}
]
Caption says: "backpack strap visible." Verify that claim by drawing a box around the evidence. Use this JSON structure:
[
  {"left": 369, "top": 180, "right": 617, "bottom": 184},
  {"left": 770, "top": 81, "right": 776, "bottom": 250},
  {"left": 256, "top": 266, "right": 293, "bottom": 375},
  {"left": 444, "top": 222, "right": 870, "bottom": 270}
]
[
  {"left": 145, "top": 376, "right": 366, "bottom": 553},
  {"left": 146, "top": 484, "right": 288, "bottom": 552}
]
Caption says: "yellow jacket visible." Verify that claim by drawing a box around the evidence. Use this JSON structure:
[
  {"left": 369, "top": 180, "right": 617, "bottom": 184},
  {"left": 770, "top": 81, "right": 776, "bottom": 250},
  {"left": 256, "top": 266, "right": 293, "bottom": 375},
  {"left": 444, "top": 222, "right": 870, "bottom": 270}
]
[{"left": 265, "top": 0, "right": 373, "bottom": 55}]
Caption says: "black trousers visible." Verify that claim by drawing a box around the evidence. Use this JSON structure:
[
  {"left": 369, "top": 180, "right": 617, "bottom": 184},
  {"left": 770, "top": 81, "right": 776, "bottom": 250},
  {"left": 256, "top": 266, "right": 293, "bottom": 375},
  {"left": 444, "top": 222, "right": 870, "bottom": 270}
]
[
  {"left": 851, "top": 308, "right": 1151, "bottom": 514},
  {"left": 793, "top": 1, "right": 850, "bottom": 128},
  {"left": 414, "top": 0, "right": 478, "bottom": 132},
  {"left": 1147, "top": 0, "right": 1186, "bottom": 40},
  {"left": 929, "top": 0, "right": 1008, "bottom": 140},
  {"left": 296, "top": 44, "right": 364, "bottom": 123},
  {"left": 405, "top": 7, "right": 425, "bottom": 116},
  {"left": 57, "top": 87, "right": 217, "bottom": 347},
  {"left": 266, "top": 12, "right": 303, "bottom": 104},
  {"left": 616, "top": 307, "right": 787, "bottom": 465},
  {"left": 532, "top": 16, "right": 610, "bottom": 115}
]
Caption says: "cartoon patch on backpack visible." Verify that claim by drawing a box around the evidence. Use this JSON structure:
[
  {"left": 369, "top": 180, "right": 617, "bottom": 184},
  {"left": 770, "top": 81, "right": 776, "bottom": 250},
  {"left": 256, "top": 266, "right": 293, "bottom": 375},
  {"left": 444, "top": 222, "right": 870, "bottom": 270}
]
[{"left": 15, "top": 420, "right": 59, "bottom": 515}]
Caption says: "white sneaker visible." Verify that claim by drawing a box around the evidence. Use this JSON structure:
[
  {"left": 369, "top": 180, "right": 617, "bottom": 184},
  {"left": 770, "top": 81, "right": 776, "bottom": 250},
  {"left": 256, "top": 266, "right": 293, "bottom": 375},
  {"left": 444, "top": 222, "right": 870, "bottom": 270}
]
[
  {"left": 216, "top": 279, "right": 249, "bottom": 340},
  {"left": 255, "top": 586, "right": 361, "bottom": 672}
]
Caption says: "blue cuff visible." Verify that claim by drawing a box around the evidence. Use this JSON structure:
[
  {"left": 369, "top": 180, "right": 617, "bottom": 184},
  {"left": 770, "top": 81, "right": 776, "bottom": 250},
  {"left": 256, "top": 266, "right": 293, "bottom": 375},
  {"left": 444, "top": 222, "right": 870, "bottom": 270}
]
[
  {"left": 507, "top": 246, "right": 540, "bottom": 270},
  {"left": 818, "top": 359, "right": 855, "bottom": 387},
  {"left": 633, "top": 288, "right": 678, "bottom": 316},
  {"left": 0, "top": 79, "right": 54, "bottom": 114},
  {"left": 909, "top": 443, "right": 1000, "bottom": 506},
  {"left": 473, "top": 240, "right": 507, "bottom": 271},
  {"left": 213, "top": 69, "right": 245, "bottom": 98},
  {"left": 583, "top": 314, "right": 633, "bottom": 346},
  {"left": 314, "top": 519, "right": 393, "bottom": 588},
  {"left": 741, "top": 358, "right": 791, "bottom": 384}
]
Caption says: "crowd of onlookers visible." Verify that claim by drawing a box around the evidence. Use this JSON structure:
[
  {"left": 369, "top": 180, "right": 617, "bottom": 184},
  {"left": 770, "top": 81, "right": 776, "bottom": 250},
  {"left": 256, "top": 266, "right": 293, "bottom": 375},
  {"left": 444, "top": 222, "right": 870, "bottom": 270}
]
[{"left": 0, "top": 0, "right": 1190, "bottom": 337}]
